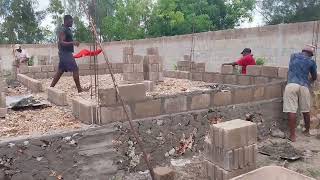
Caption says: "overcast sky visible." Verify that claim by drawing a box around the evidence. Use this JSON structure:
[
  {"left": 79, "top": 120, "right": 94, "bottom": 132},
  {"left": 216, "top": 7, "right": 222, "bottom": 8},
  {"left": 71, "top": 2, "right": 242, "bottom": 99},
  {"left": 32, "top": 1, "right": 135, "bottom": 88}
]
[{"left": 38, "top": 0, "right": 265, "bottom": 29}]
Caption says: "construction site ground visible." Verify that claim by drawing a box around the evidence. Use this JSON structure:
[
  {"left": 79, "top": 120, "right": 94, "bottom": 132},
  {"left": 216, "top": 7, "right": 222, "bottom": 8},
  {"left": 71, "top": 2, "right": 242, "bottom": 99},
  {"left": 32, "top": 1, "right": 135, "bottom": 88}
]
[{"left": 1, "top": 76, "right": 320, "bottom": 179}]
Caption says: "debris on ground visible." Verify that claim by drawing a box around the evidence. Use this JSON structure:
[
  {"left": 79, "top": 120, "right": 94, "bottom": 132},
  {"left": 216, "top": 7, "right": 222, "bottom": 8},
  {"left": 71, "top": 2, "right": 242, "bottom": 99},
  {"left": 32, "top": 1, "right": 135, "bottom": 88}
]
[
  {"left": 271, "top": 129, "right": 286, "bottom": 139},
  {"left": 259, "top": 141, "right": 302, "bottom": 161},
  {"left": 176, "top": 128, "right": 197, "bottom": 155},
  {"left": 7, "top": 95, "right": 50, "bottom": 110}
]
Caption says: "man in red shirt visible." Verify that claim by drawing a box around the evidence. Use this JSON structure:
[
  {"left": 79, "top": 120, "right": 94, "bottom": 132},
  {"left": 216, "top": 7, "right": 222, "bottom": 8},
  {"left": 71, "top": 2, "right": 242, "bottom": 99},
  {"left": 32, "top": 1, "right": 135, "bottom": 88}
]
[{"left": 222, "top": 48, "right": 256, "bottom": 74}]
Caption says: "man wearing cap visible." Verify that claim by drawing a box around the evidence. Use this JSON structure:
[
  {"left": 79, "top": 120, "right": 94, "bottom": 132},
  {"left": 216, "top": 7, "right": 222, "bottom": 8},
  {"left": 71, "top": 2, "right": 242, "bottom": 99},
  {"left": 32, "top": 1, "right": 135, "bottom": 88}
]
[
  {"left": 50, "top": 15, "right": 88, "bottom": 93},
  {"left": 283, "top": 45, "right": 317, "bottom": 142},
  {"left": 222, "top": 48, "right": 256, "bottom": 74},
  {"left": 14, "top": 44, "right": 30, "bottom": 67}
]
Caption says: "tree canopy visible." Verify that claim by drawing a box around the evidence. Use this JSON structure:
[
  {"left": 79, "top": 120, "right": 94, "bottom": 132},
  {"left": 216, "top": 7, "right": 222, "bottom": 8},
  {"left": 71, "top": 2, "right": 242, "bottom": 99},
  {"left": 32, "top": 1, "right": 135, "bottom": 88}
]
[
  {"left": 0, "top": 0, "right": 256, "bottom": 44},
  {"left": 260, "top": 0, "right": 320, "bottom": 25}
]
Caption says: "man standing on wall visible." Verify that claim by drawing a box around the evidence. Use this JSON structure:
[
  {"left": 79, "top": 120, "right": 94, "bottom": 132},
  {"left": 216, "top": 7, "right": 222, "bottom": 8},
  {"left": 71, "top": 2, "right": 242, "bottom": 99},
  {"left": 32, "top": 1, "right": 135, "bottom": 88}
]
[
  {"left": 222, "top": 48, "right": 256, "bottom": 74},
  {"left": 50, "top": 15, "right": 87, "bottom": 93},
  {"left": 283, "top": 45, "right": 317, "bottom": 142}
]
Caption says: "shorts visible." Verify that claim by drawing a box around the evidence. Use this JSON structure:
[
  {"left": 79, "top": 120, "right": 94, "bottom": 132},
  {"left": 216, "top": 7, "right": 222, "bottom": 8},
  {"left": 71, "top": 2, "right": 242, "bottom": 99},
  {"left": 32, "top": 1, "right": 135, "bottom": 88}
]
[
  {"left": 58, "top": 51, "right": 78, "bottom": 72},
  {"left": 283, "top": 83, "right": 311, "bottom": 113}
]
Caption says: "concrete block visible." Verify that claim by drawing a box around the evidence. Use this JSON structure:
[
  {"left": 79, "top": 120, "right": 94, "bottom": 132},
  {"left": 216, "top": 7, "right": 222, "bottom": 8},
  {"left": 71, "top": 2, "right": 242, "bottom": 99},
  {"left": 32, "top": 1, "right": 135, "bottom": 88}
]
[
  {"left": 28, "top": 66, "right": 42, "bottom": 73},
  {"left": 47, "top": 87, "right": 68, "bottom": 106},
  {"left": 184, "top": 55, "right": 191, "bottom": 61},
  {"left": 203, "top": 73, "right": 215, "bottom": 82},
  {"left": 223, "top": 74, "right": 237, "bottom": 84},
  {"left": 118, "top": 83, "right": 146, "bottom": 102},
  {"left": 239, "top": 147, "right": 244, "bottom": 168},
  {"left": 101, "top": 105, "right": 131, "bottom": 124},
  {"left": 146, "top": 47, "right": 159, "bottom": 56},
  {"left": 146, "top": 72, "right": 160, "bottom": 81},
  {"left": 196, "top": 67, "right": 206, "bottom": 72},
  {"left": 130, "top": 55, "right": 144, "bottom": 64},
  {"left": 79, "top": 99, "right": 97, "bottom": 124},
  {"left": 154, "top": 167, "right": 175, "bottom": 180},
  {"left": 0, "top": 108, "right": 7, "bottom": 118},
  {"left": 191, "top": 72, "right": 203, "bottom": 81},
  {"left": 99, "top": 88, "right": 117, "bottom": 106},
  {"left": 278, "top": 67, "right": 288, "bottom": 79},
  {"left": 163, "top": 71, "right": 177, "bottom": 78},
  {"left": 144, "top": 55, "right": 162, "bottom": 64},
  {"left": 134, "top": 99, "right": 161, "bottom": 118},
  {"left": 177, "top": 71, "right": 190, "bottom": 79},
  {"left": 123, "top": 47, "right": 134, "bottom": 55},
  {"left": 265, "top": 83, "right": 282, "bottom": 99},
  {"left": 177, "top": 61, "right": 192, "bottom": 67},
  {"left": 221, "top": 65, "right": 234, "bottom": 74},
  {"left": 150, "top": 64, "right": 160, "bottom": 72},
  {"left": 123, "top": 72, "right": 144, "bottom": 81},
  {"left": 254, "top": 77, "right": 269, "bottom": 85},
  {"left": 0, "top": 92, "right": 6, "bottom": 107},
  {"left": 233, "top": 87, "right": 254, "bottom": 104},
  {"left": 18, "top": 66, "right": 29, "bottom": 74},
  {"left": 71, "top": 98, "right": 81, "bottom": 118},
  {"left": 237, "top": 75, "right": 252, "bottom": 85},
  {"left": 244, "top": 146, "right": 250, "bottom": 166},
  {"left": 253, "top": 86, "right": 265, "bottom": 101},
  {"left": 164, "top": 96, "right": 187, "bottom": 114},
  {"left": 41, "top": 65, "right": 54, "bottom": 72},
  {"left": 190, "top": 94, "right": 210, "bottom": 110},
  {"left": 212, "top": 119, "right": 257, "bottom": 150},
  {"left": 233, "top": 148, "right": 240, "bottom": 170},
  {"left": 123, "top": 55, "right": 133, "bottom": 64},
  {"left": 134, "top": 64, "right": 144, "bottom": 73},
  {"left": 143, "top": 80, "right": 154, "bottom": 92},
  {"left": 34, "top": 72, "right": 48, "bottom": 79},
  {"left": 261, "top": 66, "right": 279, "bottom": 78},
  {"left": 123, "top": 64, "right": 134, "bottom": 73},
  {"left": 246, "top": 65, "right": 262, "bottom": 76},
  {"left": 212, "top": 91, "right": 232, "bottom": 106},
  {"left": 28, "top": 78, "right": 43, "bottom": 93}
]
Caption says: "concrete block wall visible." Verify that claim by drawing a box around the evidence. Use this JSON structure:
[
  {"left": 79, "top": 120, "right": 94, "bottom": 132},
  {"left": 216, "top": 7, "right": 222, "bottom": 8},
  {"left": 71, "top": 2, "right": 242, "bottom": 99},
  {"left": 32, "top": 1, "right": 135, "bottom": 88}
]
[
  {"left": 17, "top": 63, "right": 123, "bottom": 79},
  {"left": 204, "top": 119, "right": 258, "bottom": 180},
  {"left": 76, "top": 79, "right": 285, "bottom": 125},
  {"left": 17, "top": 74, "right": 43, "bottom": 93},
  {"left": 0, "top": 21, "right": 319, "bottom": 73}
]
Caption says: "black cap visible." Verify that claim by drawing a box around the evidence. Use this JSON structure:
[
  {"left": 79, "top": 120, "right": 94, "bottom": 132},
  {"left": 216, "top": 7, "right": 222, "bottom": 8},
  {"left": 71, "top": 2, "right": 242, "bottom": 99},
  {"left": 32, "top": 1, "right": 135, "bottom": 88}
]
[{"left": 241, "top": 48, "right": 251, "bottom": 54}]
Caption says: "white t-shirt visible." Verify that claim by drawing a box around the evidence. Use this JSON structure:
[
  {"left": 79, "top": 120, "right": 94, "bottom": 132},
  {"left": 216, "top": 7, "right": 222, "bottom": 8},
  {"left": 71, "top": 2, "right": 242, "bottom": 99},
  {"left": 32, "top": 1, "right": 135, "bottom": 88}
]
[{"left": 15, "top": 49, "right": 30, "bottom": 63}]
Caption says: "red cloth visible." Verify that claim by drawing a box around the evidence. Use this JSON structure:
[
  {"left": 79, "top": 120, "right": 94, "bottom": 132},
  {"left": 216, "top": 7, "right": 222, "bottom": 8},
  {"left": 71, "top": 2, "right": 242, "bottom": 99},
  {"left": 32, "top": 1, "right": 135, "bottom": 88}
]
[
  {"left": 236, "top": 54, "right": 256, "bottom": 74},
  {"left": 73, "top": 49, "right": 103, "bottom": 59}
]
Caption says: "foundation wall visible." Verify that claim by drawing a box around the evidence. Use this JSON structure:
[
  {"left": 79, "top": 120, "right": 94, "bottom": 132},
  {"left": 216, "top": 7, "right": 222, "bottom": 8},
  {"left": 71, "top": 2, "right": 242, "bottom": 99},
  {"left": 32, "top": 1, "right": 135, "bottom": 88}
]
[
  {"left": 17, "top": 63, "right": 123, "bottom": 79},
  {"left": 0, "top": 21, "right": 319, "bottom": 73}
]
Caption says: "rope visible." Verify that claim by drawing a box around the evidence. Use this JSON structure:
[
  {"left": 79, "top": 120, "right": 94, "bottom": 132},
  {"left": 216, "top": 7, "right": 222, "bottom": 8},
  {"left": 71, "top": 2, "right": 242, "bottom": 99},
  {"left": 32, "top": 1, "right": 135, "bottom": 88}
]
[{"left": 79, "top": 1, "right": 155, "bottom": 179}]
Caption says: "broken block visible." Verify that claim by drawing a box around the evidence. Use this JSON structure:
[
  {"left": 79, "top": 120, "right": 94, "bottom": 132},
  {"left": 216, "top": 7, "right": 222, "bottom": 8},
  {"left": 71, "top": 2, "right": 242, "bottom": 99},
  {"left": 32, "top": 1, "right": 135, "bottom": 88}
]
[{"left": 154, "top": 167, "right": 175, "bottom": 180}]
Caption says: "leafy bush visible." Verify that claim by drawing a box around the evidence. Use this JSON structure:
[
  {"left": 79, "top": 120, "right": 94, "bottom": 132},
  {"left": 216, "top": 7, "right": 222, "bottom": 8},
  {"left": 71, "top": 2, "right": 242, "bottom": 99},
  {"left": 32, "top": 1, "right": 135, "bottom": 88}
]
[
  {"left": 28, "top": 56, "right": 34, "bottom": 66},
  {"left": 256, "top": 57, "right": 266, "bottom": 66},
  {"left": 173, "top": 64, "right": 177, "bottom": 70}
]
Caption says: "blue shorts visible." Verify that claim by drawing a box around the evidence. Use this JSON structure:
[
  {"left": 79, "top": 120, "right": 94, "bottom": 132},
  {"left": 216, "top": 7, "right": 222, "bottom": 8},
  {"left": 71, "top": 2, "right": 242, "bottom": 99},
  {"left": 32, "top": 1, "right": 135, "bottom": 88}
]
[{"left": 58, "top": 51, "right": 78, "bottom": 72}]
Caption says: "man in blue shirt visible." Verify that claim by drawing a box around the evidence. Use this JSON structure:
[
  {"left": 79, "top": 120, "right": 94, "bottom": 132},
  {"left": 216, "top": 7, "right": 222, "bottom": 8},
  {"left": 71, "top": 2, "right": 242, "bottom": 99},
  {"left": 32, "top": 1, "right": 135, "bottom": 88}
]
[{"left": 283, "top": 45, "right": 317, "bottom": 142}]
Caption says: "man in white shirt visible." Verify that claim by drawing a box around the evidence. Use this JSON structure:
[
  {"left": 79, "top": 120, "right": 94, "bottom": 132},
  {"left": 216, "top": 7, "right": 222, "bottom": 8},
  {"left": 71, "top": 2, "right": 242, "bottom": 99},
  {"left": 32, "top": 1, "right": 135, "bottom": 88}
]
[{"left": 14, "top": 44, "right": 30, "bottom": 67}]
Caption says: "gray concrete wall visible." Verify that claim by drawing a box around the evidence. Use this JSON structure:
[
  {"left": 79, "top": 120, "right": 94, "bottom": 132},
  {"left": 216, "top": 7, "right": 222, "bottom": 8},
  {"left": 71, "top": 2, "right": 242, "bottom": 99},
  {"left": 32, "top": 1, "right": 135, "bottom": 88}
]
[{"left": 0, "top": 21, "right": 319, "bottom": 72}]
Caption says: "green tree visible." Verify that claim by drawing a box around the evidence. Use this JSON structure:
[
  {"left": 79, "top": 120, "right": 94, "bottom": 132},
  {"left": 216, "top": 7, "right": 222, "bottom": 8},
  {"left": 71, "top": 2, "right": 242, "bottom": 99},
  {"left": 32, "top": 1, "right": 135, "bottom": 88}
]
[
  {"left": 261, "top": 0, "right": 320, "bottom": 25},
  {"left": 0, "top": 0, "right": 44, "bottom": 44},
  {"left": 101, "top": 0, "right": 152, "bottom": 41},
  {"left": 147, "top": 0, "right": 255, "bottom": 37}
]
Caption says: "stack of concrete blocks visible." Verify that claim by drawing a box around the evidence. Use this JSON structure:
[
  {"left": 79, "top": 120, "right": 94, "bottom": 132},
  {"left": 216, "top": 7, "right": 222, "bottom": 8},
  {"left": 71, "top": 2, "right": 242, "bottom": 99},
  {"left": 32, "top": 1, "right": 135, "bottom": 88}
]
[
  {"left": 204, "top": 119, "right": 258, "bottom": 180},
  {"left": 177, "top": 55, "right": 206, "bottom": 73},
  {"left": 0, "top": 63, "right": 7, "bottom": 118},
  {"left": 143, "top": 47, "right": 164, "bottom": 82},
  {"left": 122, "top": 47, "right": 145, "bottom": 81}
]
